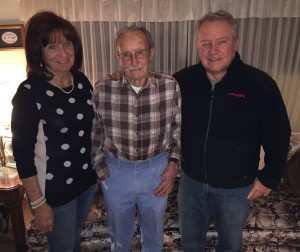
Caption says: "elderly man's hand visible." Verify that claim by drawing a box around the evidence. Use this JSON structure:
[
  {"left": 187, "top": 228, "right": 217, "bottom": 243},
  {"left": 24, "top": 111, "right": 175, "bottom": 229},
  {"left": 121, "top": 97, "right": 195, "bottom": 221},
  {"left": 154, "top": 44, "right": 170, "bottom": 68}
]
[
  {"left": 106, "top": 71, "right": 123, "bottom": 80},
  {"left": 154, "top": 161, "right": 178, "bottom": 197}
]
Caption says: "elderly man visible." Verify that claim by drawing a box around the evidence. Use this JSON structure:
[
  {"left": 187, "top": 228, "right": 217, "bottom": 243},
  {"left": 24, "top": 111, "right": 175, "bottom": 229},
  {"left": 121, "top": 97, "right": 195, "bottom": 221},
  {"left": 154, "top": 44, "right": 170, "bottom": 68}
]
[
  {"left": 173, "top": 10, "right": 291, "bottom": 251},
  {"left": 91, "top": 26, "right": 181, "bottom": 252}
]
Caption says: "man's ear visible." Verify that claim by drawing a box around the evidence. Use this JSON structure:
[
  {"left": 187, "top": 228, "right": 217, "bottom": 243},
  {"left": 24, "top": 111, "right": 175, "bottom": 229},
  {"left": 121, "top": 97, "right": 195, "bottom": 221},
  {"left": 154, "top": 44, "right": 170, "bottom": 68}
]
[
  {"left": 149, "top": 47, "right": 155, "bottom": 62},
  {"left": 234, "top": 38, "right": 239, "bottom": 52}
]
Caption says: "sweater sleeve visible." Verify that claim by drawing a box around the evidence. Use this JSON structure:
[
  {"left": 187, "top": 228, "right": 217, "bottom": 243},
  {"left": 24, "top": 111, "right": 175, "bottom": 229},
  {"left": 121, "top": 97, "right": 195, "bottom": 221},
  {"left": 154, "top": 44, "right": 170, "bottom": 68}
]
[
  {"left": 257, "top": 79, "right": 291, "bottom": 189},
  {"left": 11, "top": 84, "right": 40, "bottom": 179},
  {"left": 90, "top": 83, "right": 109, "bottom": 180}
]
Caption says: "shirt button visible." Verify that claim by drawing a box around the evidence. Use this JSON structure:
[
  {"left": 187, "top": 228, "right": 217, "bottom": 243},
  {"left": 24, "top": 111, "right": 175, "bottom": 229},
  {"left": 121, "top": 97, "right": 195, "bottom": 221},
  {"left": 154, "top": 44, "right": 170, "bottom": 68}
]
[{"left": 135, "top": 149, "right": 138, "bottom": 152}]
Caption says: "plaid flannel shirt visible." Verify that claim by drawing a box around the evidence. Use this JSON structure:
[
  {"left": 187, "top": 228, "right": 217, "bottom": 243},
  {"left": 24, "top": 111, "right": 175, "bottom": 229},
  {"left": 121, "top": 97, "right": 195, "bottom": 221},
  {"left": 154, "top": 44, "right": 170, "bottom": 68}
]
[{"left": 91, "top": 71, "right": 181, "bottom": 180}]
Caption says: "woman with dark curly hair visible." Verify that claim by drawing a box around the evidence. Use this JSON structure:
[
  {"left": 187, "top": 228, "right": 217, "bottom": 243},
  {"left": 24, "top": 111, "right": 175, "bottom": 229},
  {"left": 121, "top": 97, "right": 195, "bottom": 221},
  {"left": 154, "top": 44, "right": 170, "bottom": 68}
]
[{"left": 11, "top": 11, "right": 97, "bottom": 251}]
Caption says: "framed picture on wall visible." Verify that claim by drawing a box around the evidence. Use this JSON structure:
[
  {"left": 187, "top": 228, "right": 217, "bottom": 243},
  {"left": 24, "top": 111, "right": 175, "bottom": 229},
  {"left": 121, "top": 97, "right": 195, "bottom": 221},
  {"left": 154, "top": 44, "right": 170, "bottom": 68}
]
[{"left": 0, "top": 24, "right": 25, "bottom": 50}]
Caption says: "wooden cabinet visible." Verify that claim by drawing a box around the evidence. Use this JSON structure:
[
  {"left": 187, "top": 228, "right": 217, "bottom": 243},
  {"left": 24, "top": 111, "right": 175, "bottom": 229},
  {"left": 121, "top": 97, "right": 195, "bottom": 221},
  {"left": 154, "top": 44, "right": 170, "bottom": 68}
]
[{"left": 0, "top": 170, "right": 27, "bottom": 252}]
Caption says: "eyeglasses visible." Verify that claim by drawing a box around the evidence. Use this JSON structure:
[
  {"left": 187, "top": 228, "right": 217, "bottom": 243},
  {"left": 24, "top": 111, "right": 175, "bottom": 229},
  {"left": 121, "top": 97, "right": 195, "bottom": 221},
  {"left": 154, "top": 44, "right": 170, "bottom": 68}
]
[{"left": 119, "top": 49, "right": 149, "bottom": 61}]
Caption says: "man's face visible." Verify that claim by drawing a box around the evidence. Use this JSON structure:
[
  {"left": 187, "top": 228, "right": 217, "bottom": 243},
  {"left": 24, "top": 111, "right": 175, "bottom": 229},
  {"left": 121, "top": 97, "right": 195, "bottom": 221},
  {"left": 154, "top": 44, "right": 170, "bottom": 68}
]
[
  {"left": 117, "top": 30, "right": 154, "bottom": 86},
  {"left": 196, "top": 20, "right": 239, "bottom": 80}
]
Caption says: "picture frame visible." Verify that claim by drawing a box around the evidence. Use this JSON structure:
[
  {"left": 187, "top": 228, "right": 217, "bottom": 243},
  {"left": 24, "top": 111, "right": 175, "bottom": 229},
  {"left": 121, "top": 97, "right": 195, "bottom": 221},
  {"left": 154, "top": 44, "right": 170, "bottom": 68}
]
[{"left": 0, "top": 24, "right": 25, "bottom": 50}]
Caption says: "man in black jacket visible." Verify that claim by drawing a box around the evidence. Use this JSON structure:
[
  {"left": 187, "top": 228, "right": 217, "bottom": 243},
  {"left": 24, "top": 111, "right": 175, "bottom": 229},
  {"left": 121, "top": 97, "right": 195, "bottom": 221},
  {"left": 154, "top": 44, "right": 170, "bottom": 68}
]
[{"left": 173, "top": 9, "right": 291, "bottom": 252}]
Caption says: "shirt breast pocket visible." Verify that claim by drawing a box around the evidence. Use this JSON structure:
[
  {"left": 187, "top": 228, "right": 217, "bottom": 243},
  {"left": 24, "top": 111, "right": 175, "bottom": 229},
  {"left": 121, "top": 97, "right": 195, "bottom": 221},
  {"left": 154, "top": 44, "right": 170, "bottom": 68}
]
[{"left": 152, "top": 100, "right": 173, "bottom": 130}]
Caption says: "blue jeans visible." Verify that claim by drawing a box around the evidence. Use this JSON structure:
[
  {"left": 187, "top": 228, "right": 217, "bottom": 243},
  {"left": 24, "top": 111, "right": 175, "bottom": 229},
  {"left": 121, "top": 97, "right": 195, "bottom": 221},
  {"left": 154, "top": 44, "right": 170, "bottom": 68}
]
[
  {"left": 47, "top": 184, "right": 96, "bottom": 252},
  {"left": 101, "top": 152, "right": 168, "bottom": 252},
  {"left": 178, "top": 172, "right": 251, "bottom": 252}
]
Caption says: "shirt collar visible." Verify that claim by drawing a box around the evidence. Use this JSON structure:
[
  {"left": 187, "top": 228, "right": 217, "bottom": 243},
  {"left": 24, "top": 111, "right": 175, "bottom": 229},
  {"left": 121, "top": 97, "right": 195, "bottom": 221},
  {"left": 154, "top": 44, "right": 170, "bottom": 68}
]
[{"left": 118, "top": 71, "right": 159, "bottom": 90}]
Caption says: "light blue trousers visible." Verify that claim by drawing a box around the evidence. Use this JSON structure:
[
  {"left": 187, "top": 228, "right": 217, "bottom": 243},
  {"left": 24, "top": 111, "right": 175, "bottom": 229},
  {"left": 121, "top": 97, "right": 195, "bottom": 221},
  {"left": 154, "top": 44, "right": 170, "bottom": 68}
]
[{"left": 101, "top": 152, "right": 168, "bottom": 252}]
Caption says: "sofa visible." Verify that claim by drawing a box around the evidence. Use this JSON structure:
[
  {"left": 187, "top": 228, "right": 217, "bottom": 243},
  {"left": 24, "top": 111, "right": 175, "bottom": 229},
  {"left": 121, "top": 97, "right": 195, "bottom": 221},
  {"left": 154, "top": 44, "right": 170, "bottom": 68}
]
[{"left": 26, "top": 134, "right": 300, "bottom": 251}]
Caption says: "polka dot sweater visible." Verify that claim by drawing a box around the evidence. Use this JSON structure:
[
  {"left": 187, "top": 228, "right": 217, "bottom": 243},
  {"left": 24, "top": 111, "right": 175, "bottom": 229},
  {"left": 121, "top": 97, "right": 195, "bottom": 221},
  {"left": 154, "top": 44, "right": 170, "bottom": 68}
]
[{"left": 11, "top": 72, "right": 97, "bottom": 207}]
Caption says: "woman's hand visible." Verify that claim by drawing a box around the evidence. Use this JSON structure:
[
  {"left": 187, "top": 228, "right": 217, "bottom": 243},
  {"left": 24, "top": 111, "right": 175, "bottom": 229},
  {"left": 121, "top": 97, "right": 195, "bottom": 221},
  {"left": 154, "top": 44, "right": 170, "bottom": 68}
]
[
  {"left": 33, "top": 202, "right": 54, "bottom": 233},
  {"left": 21, "top": 176, "right": 55, "bottom": 232}
]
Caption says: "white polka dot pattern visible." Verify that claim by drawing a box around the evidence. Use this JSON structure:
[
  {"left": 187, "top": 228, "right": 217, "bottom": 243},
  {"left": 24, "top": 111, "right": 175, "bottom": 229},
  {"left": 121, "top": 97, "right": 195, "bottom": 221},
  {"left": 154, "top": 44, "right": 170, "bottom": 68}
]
[
  {"left": 61, "top": 144, "right": 70, "bottom": 150},
  {"left": 56, "top": 108, "right": 64, "bottom": 115},
  {"left": 66, "top": 178, "right": 73, "bottom": 184},
  {"left": 64, "top": 161, "right": 71, "bottom": 167},
  {"left": 46, "top": 90, "right": 54, "bottom": 97},
  {"left": 16, "top": 73, "right": 95, "bottom": 206},
  {"left": 24, "top": 84, "right": 31, "bottom": 89},
  {"left": 46, "top": 173, "right": 54, "bottom": 180},
  {"left": 69, "top": 97, "right": 75, "bottom": 103},
  {"left": 61, "top": 127, "right": 68, "bottom": 133}
]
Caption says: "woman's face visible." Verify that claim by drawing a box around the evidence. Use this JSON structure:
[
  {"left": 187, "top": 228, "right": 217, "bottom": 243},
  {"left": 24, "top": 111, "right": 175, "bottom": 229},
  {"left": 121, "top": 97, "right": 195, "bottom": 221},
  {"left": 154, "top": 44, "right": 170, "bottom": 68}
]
[{"left": 42, "top": 33, "right": 75, "bottom": 76}]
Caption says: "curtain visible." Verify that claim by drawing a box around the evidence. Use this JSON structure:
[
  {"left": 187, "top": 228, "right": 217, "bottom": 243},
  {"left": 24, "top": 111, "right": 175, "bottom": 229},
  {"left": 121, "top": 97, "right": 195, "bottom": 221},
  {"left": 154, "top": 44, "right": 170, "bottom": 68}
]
[
  {"left": 19, "top": 0, "right": 300, "bottom": 131},
  {"left": 19, "top": 0, "right": 300, "bottom": 21}
]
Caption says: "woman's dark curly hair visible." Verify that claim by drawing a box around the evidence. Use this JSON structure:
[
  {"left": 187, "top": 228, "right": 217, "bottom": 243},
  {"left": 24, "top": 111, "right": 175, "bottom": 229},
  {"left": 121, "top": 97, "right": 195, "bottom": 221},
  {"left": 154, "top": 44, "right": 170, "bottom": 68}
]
[{"left": 24, "top": 11, "right": 83, "bottom": 80}]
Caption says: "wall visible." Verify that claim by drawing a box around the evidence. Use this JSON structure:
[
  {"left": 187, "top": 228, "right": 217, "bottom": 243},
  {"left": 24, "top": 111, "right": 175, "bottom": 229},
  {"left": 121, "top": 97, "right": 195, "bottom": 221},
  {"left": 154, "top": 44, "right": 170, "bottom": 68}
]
[
  {"left": 0, "top": 0, "right": 26, "bottom": 125},
  {"left": 0, "top": 50, "right": 26, "bottom": 123},
  {"left": 0, "top": 0, "right": 20, "bottom": 24}
]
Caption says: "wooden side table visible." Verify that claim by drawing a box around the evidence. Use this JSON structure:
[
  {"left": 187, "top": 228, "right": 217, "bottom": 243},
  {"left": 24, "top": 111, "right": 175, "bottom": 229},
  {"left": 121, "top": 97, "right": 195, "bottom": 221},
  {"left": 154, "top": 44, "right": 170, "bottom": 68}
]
[{"left": 0, "top": 170, "right": 27, "bottom": 252}]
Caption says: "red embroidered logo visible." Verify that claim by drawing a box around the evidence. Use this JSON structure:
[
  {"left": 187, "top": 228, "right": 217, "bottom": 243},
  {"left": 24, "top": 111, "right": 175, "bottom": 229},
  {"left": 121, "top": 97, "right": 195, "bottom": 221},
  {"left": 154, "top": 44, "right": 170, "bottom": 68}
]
[{"left": 227, "top": 92, "right": 246, "bottom": 98}]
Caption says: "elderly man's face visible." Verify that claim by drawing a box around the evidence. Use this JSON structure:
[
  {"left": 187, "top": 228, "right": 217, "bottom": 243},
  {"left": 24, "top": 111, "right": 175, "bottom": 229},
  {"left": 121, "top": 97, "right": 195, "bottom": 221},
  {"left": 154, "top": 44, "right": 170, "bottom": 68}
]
[
  {"left": 117, "top": 30, "right": 154, "bottom": 87},
  {"left": 196, "top": 20, "right": 239, "bottom": 81}
]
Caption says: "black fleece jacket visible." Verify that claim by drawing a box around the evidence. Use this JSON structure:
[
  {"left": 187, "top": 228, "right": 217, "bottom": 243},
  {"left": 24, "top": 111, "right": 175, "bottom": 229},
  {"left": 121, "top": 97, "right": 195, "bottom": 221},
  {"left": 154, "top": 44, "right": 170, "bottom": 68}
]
[{"left": 173, "top": 53, "right": 291, "bottom": 189}]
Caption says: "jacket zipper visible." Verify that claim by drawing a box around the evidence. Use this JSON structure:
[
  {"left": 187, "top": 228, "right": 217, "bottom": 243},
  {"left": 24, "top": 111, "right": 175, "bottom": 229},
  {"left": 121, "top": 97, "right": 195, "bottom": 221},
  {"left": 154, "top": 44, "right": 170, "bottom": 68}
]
[{"left": 203, "top": 85, "right": 215, "bottom": 182}]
